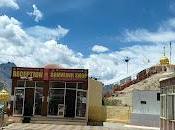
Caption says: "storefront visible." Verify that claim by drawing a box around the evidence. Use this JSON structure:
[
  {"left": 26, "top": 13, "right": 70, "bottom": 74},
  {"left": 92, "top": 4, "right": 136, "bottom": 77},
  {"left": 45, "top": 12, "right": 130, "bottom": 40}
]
[{"left": 10, "top": 67, "right": 88, "bottom": 120}]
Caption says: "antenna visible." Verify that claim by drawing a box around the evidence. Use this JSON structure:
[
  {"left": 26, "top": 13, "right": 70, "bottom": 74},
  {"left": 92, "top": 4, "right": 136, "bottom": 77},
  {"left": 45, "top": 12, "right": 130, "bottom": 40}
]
[
  {"left": 124, "top": 57, "right": 130, "bottom": 74},
  {"left": 163, "top": 46, "right": 165, "bottom": 56},
  {"left": 170, "top": 41, "right": 172, "bottom": 64}
]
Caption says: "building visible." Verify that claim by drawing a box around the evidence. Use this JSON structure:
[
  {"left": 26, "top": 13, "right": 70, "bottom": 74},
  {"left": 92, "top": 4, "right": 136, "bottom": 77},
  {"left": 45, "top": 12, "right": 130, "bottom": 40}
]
[
  {"left": 10, "top": 66, "right": 90, "bottom": 123},
  {"left": 130, "top": 90, "right": 160, "bottom": 127},
  {"left": 10, "top": 66, "right": 104, "bottom": 124},
  {"left": 159, "top": 76, "right": 175, "bottom": 130}
]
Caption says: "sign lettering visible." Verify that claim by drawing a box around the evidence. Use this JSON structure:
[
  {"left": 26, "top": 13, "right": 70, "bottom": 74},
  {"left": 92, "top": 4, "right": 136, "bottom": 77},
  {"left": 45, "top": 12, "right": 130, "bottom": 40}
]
[
  {"left": 12, "top": 70, "right": 43, "bottom": 79},
  {"left": 50, "top": 72, "right": 87, "bottom": 79},
  {"left": 12, "top": 67, "right": 88, "bottom": 81}
]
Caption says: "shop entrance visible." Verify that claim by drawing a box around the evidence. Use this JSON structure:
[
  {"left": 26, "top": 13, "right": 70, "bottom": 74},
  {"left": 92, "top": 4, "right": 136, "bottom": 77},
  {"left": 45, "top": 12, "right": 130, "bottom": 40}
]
[
  {"left": 24, "top": 88, "right": 34, "bottom": 117},
  {"left": 65, "top": 89, "right": 76, "bottom": 118}
]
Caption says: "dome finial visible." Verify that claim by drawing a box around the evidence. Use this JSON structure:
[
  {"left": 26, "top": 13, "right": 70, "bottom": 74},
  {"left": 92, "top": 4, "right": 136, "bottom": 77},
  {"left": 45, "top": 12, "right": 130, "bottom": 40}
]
[{"left": 160, "top": 46, "right": 169, "bottom": 65}]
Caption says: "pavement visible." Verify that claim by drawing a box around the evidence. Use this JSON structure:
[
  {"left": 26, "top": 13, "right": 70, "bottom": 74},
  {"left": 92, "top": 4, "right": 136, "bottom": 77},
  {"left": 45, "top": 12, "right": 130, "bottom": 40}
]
[
  {"left": 129, "top": 113, "right": 160, "bottom": 127},
  {"left": 2, "top": 123, "right": 160, "bottom": 130}
]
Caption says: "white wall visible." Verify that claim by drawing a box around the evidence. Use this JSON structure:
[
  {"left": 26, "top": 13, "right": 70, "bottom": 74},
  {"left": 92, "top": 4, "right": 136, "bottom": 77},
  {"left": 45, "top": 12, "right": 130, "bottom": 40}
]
[{"left": 132, "top": 90, "right": 160, "bottom": 115}]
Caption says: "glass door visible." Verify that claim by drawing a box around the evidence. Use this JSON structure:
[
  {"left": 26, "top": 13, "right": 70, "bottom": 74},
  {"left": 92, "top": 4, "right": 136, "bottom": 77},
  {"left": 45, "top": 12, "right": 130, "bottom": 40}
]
[
  {"left": 14, "top": 88, "right": 25, "bottom": 115},
  {"left": 48, "top": 89, "right": 65, "bottom": 117},
  {"left": 34, "top": 88, "right": 43, "bottom": 115},
  {"left": 64, "top": 89, "right": 76, "bottom": 118},
  {"left": 23, "top": 88, "right": 34, "bottom": 117},
  {"left": 76, "top": 91, "right": 87, "bottom": 118}
]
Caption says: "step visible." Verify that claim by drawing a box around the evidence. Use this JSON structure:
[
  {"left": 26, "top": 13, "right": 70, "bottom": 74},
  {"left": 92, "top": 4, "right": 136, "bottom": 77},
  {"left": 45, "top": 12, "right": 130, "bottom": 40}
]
[
  {"left": 30, "top": 116, "right": 87, "bottom": 125},
  {"left": 30, "top": 120, "right": 87, "bottom": 125}
]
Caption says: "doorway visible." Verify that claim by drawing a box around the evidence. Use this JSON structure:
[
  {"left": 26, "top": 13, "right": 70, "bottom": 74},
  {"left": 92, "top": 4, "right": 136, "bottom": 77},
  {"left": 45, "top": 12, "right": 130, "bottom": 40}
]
[
  {"left": 65, "top": 89, "right": 76, "bottom": 118},
  {"left": 34, "top": 88, "right": 43, "bottom": 115},
  {"left": 23, "top": 88, "right": 34, "bottom": 117}
]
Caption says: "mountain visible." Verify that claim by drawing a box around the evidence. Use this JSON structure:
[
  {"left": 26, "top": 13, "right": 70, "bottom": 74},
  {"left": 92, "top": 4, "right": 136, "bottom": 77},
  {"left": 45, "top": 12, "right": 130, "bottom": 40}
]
[
  {"left": 0, "top": 62, "right": 16, "bottom": 91},
  {"left": 103, "top": 84, "right": 114, "bottom": 96}
]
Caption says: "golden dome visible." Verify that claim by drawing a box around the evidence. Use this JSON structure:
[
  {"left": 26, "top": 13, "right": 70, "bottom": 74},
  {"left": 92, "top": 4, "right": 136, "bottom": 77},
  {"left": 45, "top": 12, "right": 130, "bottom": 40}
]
[
  {"left": 0, "top": 89, "right": 10, "bottom": 102},
  {"left": 160, "top": 56, "right": 169, "bottom": 65}
]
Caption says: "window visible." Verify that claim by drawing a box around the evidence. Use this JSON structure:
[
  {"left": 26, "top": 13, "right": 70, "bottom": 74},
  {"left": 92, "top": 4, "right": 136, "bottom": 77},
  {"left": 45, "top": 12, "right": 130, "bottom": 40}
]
[
  {"left": 36, "top": 81, "right": 45, "bottom": 88},
  {"left": 51, "top": 82, "right": 65, "bottom": 88},
  {"left": 157, "top": 93, "right": 160, "bottom": 101},
  {"left": 14, "top": 89, "right": 24, "bottom": 115},
  {"left": 167, "top": 95, "right": 173, "bottom": 120},
  {"left": 160, "top": 87, "right": 175, "bottom": 119},
  {"left": 66, "top": 82, "right": 76, "bottom": 89},
  {"left": 17, "top": 81, "right": 25, "bottom": 87},
  {"left": 76, "top": 91, "right": 87, "bottom": 117},
  {"left": 26, "top": 81, "right": 35, "bottom": 87},
  {"left": 78, "top": 83, "right": 87, "bottom": 90},
  {"left": 35, "top": 87, "right": 43, "bottom": 115},
  {"left": 48, "top": 89, "right": 65, "bottom": 116},
  {"left": 160, "top": 95, "right": 167, "bottom": 118},
  {"left": 167, "top": 86, "right": 173, "bottom": 94},
  {"left": 140, "top": 101, "right": 146, "bottom": 104}
]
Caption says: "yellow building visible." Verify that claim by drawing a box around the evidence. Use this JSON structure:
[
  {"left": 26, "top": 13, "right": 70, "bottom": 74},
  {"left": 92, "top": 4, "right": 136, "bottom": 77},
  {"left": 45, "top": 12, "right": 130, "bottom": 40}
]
[{"left": 88, "top": 78, "right": 105, "bottom": 122}]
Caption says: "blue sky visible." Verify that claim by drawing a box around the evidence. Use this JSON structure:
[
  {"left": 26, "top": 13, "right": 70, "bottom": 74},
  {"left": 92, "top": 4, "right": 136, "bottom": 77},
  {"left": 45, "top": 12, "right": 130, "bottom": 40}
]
[
  {"left": 3, "top": 0, "right": 173, "bottom": 54},
  {"left": 1, "top": 0, "right": 175, "bottom": 84}
]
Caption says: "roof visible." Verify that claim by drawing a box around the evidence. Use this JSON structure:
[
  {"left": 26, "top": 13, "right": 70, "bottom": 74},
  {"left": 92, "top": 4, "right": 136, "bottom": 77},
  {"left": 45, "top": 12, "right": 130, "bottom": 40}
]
[{"left": 44, "top": 64, "right": 63, "bottom": 69}]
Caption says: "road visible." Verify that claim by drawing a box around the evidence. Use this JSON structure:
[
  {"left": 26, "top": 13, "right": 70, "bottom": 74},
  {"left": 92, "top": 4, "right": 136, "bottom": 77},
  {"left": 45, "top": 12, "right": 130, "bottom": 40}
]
[{"left": 3, "top": 123, "right": 160, "bottom": 130}]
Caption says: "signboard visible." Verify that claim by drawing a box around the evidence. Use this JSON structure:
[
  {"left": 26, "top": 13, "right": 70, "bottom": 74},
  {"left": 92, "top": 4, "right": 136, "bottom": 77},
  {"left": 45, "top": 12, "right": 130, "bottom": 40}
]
[
  {"left": 49, "top": 69, "right": 88, "bottom": 81},
  {"left": 12, "top": 67, "right": 88, "bottom": 81},
  {"left": 11, "top": 67, "right": 44, "bottom": 80}
]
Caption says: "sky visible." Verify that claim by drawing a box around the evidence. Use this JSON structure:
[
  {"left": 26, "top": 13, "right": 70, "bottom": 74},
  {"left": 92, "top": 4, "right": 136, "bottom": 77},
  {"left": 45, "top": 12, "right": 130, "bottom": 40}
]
[{"left": 1, "top": 0, "right": 175, "bottom": 84}]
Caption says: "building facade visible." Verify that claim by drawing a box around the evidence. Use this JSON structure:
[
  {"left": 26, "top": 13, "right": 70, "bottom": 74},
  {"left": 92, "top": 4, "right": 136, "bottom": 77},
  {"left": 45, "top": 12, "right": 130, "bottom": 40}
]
[
  {"left": 10, "top": 67, "right": 88, "bottom": 121},
  {"left": 132, "top": 90, "right": 160, "bottom": 114},
  {"left": 130, "top": 90, "right": 160, "bottom": 127},
  {"left": 160, "top": 76, "right": 175, "bottom": 130}
]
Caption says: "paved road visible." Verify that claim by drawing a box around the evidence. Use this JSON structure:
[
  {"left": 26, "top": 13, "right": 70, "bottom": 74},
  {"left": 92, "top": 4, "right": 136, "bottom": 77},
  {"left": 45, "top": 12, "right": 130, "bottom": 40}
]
[{"left": 3, "top": 123, "right": 160, "bottom": 130}]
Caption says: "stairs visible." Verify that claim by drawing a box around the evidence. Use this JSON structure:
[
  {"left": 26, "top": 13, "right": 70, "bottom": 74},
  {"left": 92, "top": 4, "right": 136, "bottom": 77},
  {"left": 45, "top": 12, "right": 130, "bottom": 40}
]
[{"left": 30, "top": 116, "right": 87, "bottom": 125}]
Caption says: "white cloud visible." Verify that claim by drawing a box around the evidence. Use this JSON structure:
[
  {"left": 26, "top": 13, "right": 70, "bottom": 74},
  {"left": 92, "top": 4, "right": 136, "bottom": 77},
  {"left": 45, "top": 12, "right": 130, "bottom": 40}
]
[
  {"left": 0, "top": 0, "right": 19, "bottom": 9},
  {"left": 0, "top": 15, "right": 172, "bottom": 85},
  {"left": 123, "top": 18, "right": 175, "bottom": 43},
  {"left": 92, "top": 45, "right": 109, "bottom": 53},
  {"left": 26, "top": 25, "right": 69, "bottom": 41},
  {"left": 27, "top": 4, "right": 43, "bottom": 22}
]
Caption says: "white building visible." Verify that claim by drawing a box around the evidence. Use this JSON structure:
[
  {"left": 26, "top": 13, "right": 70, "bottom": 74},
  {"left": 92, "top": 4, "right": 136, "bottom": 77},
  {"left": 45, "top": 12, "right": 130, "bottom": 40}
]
[
  {"left": 130, "top": 90, "right": 160, "bottom": 127},
  {"left": 132, "top": 90, "right": 160, "bottom": 114}
]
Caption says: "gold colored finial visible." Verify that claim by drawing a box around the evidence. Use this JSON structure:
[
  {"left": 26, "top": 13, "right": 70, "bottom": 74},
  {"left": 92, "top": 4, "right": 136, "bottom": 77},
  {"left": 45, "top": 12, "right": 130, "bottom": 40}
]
[{"left": 160, "top": 46, "right": 169, "bottom": 65}]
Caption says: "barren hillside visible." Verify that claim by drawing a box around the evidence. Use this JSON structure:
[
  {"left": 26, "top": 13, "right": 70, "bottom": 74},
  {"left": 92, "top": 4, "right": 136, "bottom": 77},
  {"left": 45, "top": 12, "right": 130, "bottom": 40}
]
[
  {"left": 108, "top": 71, "right": 175, "bottom": 106},
  {"left": 122, "top": 71, "right": 175, "bottom": 93}
]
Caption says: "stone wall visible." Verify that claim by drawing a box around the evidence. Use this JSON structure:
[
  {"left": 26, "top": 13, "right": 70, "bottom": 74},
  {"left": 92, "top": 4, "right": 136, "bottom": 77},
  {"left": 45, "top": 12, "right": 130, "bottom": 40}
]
[
  {"left": 88, "top": 105, "right": 131, "bottom": 123},
  {"left": 105, "top": 106, "right": 131, "bottom": 123}
]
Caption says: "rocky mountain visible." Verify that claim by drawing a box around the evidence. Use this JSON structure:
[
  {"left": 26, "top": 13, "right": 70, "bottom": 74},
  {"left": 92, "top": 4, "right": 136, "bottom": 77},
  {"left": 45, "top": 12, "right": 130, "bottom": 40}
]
[
  {"left": 103, "top": 84, "right": 114, "bottom": 95},
  {"left": 0, "top": 62, "right": 16, "bottom": 91}
]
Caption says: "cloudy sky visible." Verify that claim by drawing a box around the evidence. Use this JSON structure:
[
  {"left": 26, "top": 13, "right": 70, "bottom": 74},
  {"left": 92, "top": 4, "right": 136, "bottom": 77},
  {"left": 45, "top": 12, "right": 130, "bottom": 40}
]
[{"left": 1, "top": 0, "right": 175, "bottom": 84}]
